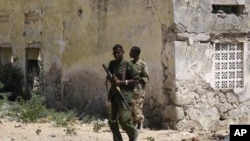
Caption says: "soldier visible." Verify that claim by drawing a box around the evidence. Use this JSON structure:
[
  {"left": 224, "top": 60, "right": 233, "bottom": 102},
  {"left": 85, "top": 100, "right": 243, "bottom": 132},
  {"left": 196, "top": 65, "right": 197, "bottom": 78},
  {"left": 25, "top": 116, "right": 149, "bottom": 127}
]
[
  {"left": 129, "top": 46, "right": 149, "bottom": 130},
  {"left": 107, "top": 44, "right": 139, "bottom": 141}
]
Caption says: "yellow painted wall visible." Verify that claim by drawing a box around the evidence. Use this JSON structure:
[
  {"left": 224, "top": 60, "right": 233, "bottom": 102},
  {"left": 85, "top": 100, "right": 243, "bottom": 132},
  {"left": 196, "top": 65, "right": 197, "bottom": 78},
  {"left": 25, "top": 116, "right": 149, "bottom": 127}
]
[{"left": 0, "top": 0, "right": 174, "bottom": 112}]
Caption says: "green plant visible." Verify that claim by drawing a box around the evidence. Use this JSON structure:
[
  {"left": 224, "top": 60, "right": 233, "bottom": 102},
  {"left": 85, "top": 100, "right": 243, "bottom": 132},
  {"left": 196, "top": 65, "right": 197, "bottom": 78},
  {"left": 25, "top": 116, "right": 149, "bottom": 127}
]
[
  {"left": 0, "top": 92, "right": 79, "bottom": 132},
  {"left": 0, "top": 60, "right": 23, "bottom": 100},
  {"left": 81, "top": 115, "right": 98, "bottom": 124},
  {"left": 52, "top": 109, "right": 76, "bottom": 127},
  {"left": 146, "top": 136, "right": 155, "bottom": 141},
  {"left": 93, "top": 121, "right": 105, "bottom": 133},
  {"left": 0, "top": 99, "right": 3, "bottom": 108},
  {"left": 0, "top": 82, "right": 4, "bottom": 89},
  {"left": 36, "top": 129, "right": 41, "bottom": 135},
  {"left": 0, "top": 92, "right": 11, "bottom": 106},
  {"left": 64, "top": 126, "right": 77, "bottom": 135},
  {"left": 17, "top": 95, "right": 49, "bottom": 123}
]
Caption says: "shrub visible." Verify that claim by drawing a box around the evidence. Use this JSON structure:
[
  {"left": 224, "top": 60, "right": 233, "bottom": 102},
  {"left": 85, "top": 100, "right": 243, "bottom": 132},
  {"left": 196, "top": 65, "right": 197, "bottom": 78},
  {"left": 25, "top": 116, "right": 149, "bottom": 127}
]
[
  {"left": 0, "top": 60, "right": 23, "bottom": 100},
  {"left": 17, "top": 95, "right": 48, "bottom": 123},
  {"left": 2, "top": 94, "right": 77, "bottom": 126}
]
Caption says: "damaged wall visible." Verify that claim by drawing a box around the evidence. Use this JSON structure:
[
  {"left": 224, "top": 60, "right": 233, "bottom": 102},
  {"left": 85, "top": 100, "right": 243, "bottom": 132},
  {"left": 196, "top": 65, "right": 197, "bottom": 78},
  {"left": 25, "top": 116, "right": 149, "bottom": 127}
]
[
  {"left": 2, "top": 0, "right": 249, "bottom": 131},
  {"left": 162, "top": 0, "right": 250, "bottom": 130},
  {"left": 0, "top": 0, "right": 171, "bottom": 128}
]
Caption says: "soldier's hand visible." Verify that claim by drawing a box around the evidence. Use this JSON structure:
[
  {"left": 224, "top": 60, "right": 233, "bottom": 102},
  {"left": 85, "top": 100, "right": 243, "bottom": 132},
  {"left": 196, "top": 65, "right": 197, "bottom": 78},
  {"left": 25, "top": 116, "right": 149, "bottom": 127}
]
[
  {"left": 110, "top": 79, "right": 122, "bottom": 86},
  {"left": 115, "top": 79, "right": 123, "bottom": 86}
]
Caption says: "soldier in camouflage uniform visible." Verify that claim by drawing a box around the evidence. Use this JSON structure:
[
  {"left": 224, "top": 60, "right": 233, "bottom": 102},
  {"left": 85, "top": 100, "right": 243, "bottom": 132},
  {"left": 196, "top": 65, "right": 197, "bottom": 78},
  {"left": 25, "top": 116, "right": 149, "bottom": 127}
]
[
  {"left": 107, "top": 44, "right": 139, "bottom": 141},
  {"left": 129, "top": 46, "right": 149, "bottom": 130}
]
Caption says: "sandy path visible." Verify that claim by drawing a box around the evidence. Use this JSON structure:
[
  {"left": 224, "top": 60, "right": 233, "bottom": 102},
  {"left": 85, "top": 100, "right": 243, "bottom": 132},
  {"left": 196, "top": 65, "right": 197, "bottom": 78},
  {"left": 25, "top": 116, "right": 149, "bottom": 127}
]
[{"left": 0, "top": 118, "right": 220, "bottom": 141}]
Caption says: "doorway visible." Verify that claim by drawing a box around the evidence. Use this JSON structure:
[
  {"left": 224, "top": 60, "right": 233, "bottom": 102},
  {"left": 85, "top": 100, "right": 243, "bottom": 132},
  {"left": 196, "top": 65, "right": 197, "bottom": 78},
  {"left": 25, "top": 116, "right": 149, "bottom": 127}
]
[{"left": 25, "top": 48, "right": 41, "bottom": 95}]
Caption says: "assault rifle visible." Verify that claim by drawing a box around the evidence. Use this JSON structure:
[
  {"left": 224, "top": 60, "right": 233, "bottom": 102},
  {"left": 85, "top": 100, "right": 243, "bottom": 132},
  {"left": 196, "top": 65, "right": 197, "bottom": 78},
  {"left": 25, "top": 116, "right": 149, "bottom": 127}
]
[{"left": 102, "top": 64, "right": 131, "bottom": 111}]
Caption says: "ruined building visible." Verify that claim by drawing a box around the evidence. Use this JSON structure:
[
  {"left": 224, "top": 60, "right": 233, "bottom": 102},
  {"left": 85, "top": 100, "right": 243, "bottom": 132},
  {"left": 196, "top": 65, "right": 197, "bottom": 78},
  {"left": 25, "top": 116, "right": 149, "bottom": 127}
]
[{"left": 0, "top": 0, "right": 250, "bottom": 131}]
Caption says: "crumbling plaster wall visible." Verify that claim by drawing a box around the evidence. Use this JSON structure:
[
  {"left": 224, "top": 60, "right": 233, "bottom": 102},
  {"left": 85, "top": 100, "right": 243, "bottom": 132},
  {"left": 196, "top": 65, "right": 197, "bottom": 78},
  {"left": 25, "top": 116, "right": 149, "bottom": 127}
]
[
  {"left": 60, "top": 1, "right": 174, "bottom": 128},
  {"left": 60, "top": 0, "right": 167, "bottom": 120},
  {"left": 0, "top": 0, "right": 173, "bottom": 128},
  {"left": 162, "top": 0, "right": 250, "bottom": 130}
]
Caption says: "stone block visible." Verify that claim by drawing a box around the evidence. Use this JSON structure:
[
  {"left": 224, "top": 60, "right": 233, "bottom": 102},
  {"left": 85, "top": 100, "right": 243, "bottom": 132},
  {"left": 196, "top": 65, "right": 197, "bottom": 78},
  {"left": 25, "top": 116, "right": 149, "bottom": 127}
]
[{"left": 163, "top": 106, "right": 184, "bottom": 121}]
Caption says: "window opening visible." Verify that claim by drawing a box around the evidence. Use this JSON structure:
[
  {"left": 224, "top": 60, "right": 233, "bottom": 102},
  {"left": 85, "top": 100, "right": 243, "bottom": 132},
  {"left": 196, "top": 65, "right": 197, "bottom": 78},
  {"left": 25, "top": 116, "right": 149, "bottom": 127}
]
[
  {"left": 214, "top": 42, "right": 244, "bottom": 89},
  {"left": 0, "top": 48, "right": 12, "bottom": 65},
  {"left": 212, "top": 5, "right": 245, "bottom": 14}
]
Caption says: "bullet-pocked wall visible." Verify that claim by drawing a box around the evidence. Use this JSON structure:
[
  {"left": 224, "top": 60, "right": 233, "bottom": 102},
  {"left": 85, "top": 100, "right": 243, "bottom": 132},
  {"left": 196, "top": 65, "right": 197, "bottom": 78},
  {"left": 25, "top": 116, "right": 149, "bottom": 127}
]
[
  {"left": 3, "top": 0, "right": 250, "bottom": 131},
  {"left": 0, "top": 0, "right": 173, "bottom": 128},
  {"left": 162, "top": 0, "right": 250, "bottom": 130}
]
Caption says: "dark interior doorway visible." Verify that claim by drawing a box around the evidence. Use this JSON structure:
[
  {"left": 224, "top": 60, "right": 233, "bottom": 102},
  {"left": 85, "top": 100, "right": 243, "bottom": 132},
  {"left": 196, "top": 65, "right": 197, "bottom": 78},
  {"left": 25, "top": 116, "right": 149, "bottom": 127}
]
[{"left": 25, "top": 48, "right": 41, "bottom": 95}]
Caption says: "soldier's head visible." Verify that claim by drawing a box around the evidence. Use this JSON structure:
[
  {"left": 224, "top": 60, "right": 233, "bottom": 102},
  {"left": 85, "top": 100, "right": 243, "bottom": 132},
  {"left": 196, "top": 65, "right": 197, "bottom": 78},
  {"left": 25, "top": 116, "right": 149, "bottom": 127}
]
[
  {"left": 129, "top": 46, "right": 140, "bottom": 59},
  {"left": 113, "top": 44, "right": 124, "bottom": 61}
]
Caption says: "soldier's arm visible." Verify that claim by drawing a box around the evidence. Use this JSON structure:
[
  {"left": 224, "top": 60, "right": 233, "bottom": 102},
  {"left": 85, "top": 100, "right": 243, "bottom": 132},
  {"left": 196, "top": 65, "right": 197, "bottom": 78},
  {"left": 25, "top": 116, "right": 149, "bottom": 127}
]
[
  {"left": 115, "top": 62, "right": 139, "bottom": 86},
  {"left": 127, "top": 62, "right": 139, "bottom": 85},
  {"left": 141, "top": 62, "right": 149, "bottom": 83}
]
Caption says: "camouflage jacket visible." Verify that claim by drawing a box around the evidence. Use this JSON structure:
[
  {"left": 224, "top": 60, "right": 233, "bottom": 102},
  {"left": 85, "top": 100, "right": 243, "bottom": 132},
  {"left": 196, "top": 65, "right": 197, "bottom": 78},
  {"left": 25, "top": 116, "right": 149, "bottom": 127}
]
[{"left": 131, "top": 58, "right": 149, "bottom": 91}]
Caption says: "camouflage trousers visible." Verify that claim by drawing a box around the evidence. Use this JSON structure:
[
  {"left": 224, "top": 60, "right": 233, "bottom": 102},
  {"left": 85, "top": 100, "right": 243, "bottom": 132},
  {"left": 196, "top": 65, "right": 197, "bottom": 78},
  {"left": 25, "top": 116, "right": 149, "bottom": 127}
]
[{"left": 131, "top": 90, "right": 145, "bottom": 123}]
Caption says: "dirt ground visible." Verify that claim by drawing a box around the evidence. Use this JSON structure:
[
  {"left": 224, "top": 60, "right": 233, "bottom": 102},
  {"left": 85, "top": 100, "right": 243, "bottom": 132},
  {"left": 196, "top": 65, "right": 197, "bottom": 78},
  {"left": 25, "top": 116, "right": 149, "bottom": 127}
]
[{"left": 0, "top": 117, "right": 230, "bottom": 141}]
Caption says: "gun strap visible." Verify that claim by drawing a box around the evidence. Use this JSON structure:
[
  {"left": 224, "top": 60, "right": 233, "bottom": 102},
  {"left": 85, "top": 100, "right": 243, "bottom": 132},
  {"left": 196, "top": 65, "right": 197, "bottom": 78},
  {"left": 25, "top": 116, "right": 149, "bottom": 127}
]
[
  {"left": 105, "top": 79, "right": 109, "bottom": 97},
  {"left": 122, "top": 62, "right": 127, "bottom": 81}
]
